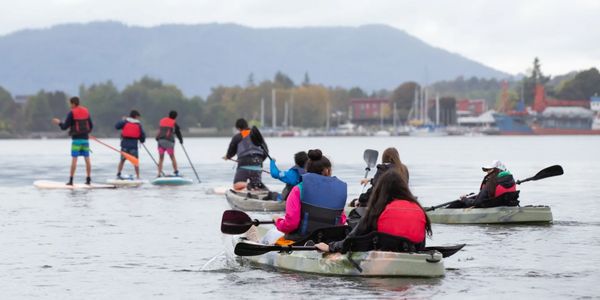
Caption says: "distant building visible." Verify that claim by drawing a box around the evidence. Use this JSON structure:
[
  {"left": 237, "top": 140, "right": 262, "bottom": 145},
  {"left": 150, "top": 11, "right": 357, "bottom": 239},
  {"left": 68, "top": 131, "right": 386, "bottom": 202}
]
[
  {"left": 456, "top": 99, "right": 487, "bottom": 117},
  {"left": 14, "top": 95, "right": 32, "bottom": 106},
  {"left": 349, "top": 98, "right": 391, "bottom": 125},
  {"left": 591, "top": 96, "right": 600, "bottom": 112}
]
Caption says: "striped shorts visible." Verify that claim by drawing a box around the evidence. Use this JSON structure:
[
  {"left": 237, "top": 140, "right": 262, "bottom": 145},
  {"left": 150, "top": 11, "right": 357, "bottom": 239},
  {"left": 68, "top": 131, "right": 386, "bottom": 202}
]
[{"left": 71, "top": 139, "right": 90, "bottom": 157}]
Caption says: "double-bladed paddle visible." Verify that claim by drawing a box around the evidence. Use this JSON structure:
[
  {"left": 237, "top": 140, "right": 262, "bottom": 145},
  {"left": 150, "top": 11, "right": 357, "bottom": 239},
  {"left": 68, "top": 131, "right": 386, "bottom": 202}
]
[
  {"left": 221, "top": 209, "right": 274, "bottom": 235},
  {"left": 426, "top": 165, "right": 564, "bottom": 211},
  {"left": 234, "top": 241, "right": 466, "bottom": 258},
  {"left": 90, "top": 135, "right": 139, "bottom": 167}
]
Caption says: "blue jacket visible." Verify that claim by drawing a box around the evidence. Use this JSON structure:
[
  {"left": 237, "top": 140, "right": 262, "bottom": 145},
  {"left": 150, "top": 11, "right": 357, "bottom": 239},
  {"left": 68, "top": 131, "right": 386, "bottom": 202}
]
[{"left": 270, "top": 160, "right": 305, "bottom": 186}]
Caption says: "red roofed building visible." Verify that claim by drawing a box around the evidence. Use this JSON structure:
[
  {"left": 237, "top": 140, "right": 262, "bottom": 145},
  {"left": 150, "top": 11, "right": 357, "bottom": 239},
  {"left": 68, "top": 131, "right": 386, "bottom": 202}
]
[
  {"left": 456, "top": 99, "right": 487, "bottom": 117},
  {"left": 350, "top": 98, "right": 391, "bottom": 124}
]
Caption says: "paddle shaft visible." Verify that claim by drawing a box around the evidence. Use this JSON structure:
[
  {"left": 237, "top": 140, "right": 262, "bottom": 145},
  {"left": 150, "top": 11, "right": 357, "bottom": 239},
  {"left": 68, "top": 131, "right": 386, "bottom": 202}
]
[
  {"left": 141, "top": 143, "right": 165, "bottom": 177},
  {"left": 181, "top": 143, "right": 201, "bottom": 183},
  {"left": 90, "top": 135, "right": 139, "bottom": 167}
]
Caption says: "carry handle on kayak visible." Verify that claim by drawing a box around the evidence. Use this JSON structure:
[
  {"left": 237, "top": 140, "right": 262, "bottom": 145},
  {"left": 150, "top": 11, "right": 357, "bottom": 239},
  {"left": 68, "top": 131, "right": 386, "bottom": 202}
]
[
  {"left": 234, "top": 241, "right": 466, "bottom": 258},
  {"left": 221, "top": 210, "right": 274, "bottom": 235},
  {"left": 427, "top": 165, "right": 564, "bottom": 210}
]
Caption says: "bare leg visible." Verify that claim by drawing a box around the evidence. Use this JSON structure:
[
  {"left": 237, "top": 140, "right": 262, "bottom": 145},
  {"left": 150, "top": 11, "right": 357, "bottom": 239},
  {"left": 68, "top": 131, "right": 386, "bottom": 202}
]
[
  {"left": 170, "top": 154, "right": 178, "bottom": 173},
  {"left": 158, "top": 154, "right": 165, "bottom": 177},
  {"left": 134, "top": 166, "right": 140, "bottom": 179},
  {"left": 233, "top": 181, "right": 247, "bottom": 190},
  {"left": 70, "top": 157, "right": 78, "bottom": 177},
  {"left": 117, "top": 159, "right": 125, "bottom": 175},
  {"left": 84, "top": 157, "right": 91, "bottom": 177}
]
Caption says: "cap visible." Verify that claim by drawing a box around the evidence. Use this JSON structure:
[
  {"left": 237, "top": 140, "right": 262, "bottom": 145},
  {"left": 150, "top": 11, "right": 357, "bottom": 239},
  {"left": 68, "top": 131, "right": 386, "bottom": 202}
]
[{"left": 482, "top": 160, "right": 506, "bottom": 171}]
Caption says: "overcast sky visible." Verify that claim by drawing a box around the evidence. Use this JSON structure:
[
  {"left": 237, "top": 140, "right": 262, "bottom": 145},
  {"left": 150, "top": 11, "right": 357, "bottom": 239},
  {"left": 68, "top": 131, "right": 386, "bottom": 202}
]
[{"left": 1, "top": 0, "right": 598, "bottom": 75}]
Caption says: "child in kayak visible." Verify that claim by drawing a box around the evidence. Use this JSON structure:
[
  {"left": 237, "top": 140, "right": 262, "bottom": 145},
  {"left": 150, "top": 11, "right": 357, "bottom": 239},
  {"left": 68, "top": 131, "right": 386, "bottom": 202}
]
[
  {"left": 265, "top": 149, "right": 347, "bottom": 244},
  {"left": 269, "top": 151, "right": 308, "bottom": 200},
  {"left": 51, "top": 97, "right": 93, "bottom": 185},
  {"left": 223, "top": 118, "right": 267, "bottom": 190},
  {"left": 156, "top": 110, "right": 183, "bottom": 177},
  {"left": 115, "top": 110, "right": 146, "bottom": 179},
  {"left": 354, "top": 147, "right": 409, "bottom": 207},
  {"left": 316, "top": 169, "right": 431, "bottom": 253},
  {"left": 448, "top": 160, "right": 517, "bottom": 208}
]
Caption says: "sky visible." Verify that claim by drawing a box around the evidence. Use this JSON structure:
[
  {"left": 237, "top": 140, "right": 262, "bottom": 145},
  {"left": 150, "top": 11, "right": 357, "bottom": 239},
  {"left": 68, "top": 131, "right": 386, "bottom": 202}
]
[{"left": 1, "top": 0, "right": 598, "bottom": 76}]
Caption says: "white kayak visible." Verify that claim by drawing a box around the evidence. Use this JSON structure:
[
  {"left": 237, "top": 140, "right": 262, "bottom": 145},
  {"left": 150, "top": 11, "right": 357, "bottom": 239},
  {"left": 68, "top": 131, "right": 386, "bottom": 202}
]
[
  {"left": 427, "top": 205, "right": 553, "bottom": 224},
  {"left": 151, "top": 176, "right": 194, "bottom": 186},
  {"left": 106, "top": 178, "right": 146, "bottom": 187},
  {"left": 34, "top": 180, "right": 116, "bottom": 190},
  {"left": 225, "top": 189, "right": 285, "bottom": 212},
  {"left": 234, "top": 226, "right": 446, "bottom": 277}
]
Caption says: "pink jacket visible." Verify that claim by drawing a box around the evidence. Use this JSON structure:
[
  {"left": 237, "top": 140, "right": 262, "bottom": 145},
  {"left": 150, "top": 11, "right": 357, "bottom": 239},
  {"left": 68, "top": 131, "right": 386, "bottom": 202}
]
[{"left": 275, "top": 185, "right": 347, "bottom": 233}]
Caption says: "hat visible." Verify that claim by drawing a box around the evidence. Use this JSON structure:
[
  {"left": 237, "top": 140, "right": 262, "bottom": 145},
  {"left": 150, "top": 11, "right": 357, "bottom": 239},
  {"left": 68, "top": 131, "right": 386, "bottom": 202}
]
[{"left": 482, "top": 160, "right": 506, "bottom": 171}]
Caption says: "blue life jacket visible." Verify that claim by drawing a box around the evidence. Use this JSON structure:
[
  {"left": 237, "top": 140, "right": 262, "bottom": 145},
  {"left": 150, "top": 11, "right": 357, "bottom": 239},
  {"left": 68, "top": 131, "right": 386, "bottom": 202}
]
[{"left": 285, "top": 173, "right": 347, "bottom": 240}]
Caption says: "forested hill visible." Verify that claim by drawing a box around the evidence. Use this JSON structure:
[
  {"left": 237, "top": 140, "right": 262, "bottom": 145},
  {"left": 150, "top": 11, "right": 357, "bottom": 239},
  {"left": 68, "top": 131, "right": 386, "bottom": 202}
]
[{"left": 0, "top": 22, "right": 509, "bottom": 96}]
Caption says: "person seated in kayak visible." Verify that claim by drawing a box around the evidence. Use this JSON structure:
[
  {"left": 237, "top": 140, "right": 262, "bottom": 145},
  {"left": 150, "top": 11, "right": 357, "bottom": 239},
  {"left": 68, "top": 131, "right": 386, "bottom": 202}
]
[
  {"left": 115, "top": 110, "right": 146, "bottom": 179},
  {"left": 269, "top": 149, "right": 348, "bottom": 244},
  {"left": 223, "top": 118, "right": 267, "bottom": 191},
  {"left": 448, "top": 160, "right": 517, "bottom": 208},
  {"left": 269, "top": 151, "right": 308, "bottom": 200},
  {"left": 156, "top": 110, "right": 183, "bottom": 177},
  {"left": 354, "top": 147, "right": 409, "bottom": 207},
  {"left": 315, "top": 169, "right": 432, "bottom": 253}
]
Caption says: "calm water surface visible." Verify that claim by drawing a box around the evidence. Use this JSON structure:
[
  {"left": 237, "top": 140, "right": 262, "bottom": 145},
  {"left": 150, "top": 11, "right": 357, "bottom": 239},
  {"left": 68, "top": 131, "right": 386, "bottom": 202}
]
[{"left": 0, "top": 136, "right": 599, "bottom": 299}]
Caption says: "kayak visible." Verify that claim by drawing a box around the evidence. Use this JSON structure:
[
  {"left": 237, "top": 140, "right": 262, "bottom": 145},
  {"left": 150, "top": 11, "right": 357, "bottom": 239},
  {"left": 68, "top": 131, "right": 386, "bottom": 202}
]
[
  {"left": 427, "top": 205, "right": 553, "bottom": 224},
  {"left": 34, "top": 180, "right": 116, "bottom": 190},
  {"left": 106, "top": 178, "right": 146, "bottom": 187},
  {"left": 151, "top": 176, "right": 194, "bottom": 186},
  {"left": 234, "top": 226, "right": 445, "bottom": 277},
  {"left": 225, "top": 189, "right": 284, "bottom": 212}
]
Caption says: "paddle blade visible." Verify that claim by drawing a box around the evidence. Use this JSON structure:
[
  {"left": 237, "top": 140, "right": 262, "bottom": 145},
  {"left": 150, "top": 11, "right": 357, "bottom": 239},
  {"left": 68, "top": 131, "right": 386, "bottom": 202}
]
[
  {"left": 250, "top": 126, "right": 269, "bottom": 155},
  {"left": 426, "top": 244, "right": 466, "bottom": 258},
  {"left": 221, "top": 210, "right": 253, "bottom": 234},
  {"left": 532, "top": 165, "right": 563, "bottom": 181},
  {"left": 122, "top": 152, "right": 139, "bottom": 167},
  {"left": 235, "top": 242, "right": 280, "bottom": 256},
  {"left": 363, "top": 149, "right": 379, "bottom": 169}
]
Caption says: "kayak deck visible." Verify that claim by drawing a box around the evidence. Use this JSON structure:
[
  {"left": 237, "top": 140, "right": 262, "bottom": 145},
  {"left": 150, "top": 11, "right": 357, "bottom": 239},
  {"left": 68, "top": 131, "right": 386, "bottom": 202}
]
[
  {"left": 225, "top": 189, "right": 285, "bottom": 212},
  {"left": 236, "top": 227, "right": 445, "bottom": 277},
  {"left": 427, "top": 205, "right": 553, "bottom": 224}
]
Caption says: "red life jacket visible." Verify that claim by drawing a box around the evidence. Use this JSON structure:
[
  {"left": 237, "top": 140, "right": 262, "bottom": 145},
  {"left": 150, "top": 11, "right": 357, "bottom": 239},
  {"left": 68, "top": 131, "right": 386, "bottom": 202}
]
[
  {"left": 70, "top": 106, "right": 91, "bottom": 136},
  {"left": 122, "top": 121, "right": 141, "bottom": 139},
  {"left": 377, "top": 200, "right": 426, "bottom": 244},
  {"left": 156, "top": 117, "right": 176, "bottom": 142},
  {"left": 495, "top": 183, "right": 517, "bottom": 197}
]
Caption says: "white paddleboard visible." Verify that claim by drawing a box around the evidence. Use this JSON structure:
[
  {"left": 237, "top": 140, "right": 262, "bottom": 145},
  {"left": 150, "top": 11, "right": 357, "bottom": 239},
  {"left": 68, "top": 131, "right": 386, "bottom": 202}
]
[
  {"left": 206, "top": 186, "right": 229, "bottom": 195},
  {"left": 106, "top": 178, "right": 146, "bottom": 187},
  {"left": 34, "top": 180, "right": 116, "bottom": 190},
  {"left": 151, "top": 176, "right": 194, "bottom": 186}
]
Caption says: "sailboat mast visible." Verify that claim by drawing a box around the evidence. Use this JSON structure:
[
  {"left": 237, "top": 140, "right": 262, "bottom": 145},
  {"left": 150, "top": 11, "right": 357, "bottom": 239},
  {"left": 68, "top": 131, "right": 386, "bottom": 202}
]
[{"left": 272, "top": 89, "right": 276, "bottom": 128}]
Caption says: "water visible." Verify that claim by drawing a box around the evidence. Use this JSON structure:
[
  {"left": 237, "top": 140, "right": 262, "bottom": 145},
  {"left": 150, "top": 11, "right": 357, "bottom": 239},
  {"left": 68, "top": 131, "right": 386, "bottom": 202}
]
[{"left": 1, "top": 136, "right": 599, "bottom": 299}]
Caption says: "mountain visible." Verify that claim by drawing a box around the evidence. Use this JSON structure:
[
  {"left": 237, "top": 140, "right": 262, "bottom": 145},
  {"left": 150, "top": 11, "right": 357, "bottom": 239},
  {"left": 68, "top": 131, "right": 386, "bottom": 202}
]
[{"left": 0, "top": 21, "right": 509, "bottom": 97}]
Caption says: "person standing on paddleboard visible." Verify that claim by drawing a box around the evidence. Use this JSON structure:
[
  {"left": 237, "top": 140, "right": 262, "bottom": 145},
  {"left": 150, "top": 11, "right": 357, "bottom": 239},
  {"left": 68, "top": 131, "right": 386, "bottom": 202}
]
[
  {"left": 223, "top": 118, "right": 267, "bottom": 191},
  {"left": 156, "top": 110, "right": 183, "bottom": 177},
  {"left": 115, "top": 110, "right": 146, "bottom": 179},
  {"left": 51, "top": 96, "right": 93, "bottom": 185}
]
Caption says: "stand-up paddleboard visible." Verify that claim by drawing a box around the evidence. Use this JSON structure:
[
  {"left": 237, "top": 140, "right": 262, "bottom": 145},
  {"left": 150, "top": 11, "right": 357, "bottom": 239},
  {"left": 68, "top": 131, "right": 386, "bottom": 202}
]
[
  {"left": 151, "top": 176, "right": 194, "bottom": 186},
  {"left": 34, "top": 180, "right": 116, "bottom": 190},
  {"left": 106, "top": 178, "right": 146, "bottom": 187},
  {"left": 206, "top": 186, "right": 229, "bottom": 195}
]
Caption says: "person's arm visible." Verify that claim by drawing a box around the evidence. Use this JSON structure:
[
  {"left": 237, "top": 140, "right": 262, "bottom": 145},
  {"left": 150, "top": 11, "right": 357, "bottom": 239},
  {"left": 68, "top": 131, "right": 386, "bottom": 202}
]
[
  {"left": 269, "top": 160, "right": 281, "bottom": 179},
  {"left": 225, "top": 134, "right": 241, "bottom": 159},
  {"left": 88, "top": 117, "right": 93, "bottom": 132},
  {"left": 58, "top": 112, "right": 73, "bottom": 131},
  {"left": 275, "top": 186, "right": 301, "bottom": 233},
  {"left": 115, "top": 120, "right": 125, "bottom": 130},
  {"left": 139, "top": 124, "right": 146, "bottom": 143},
  {"left": 174, "top": 123, "right": 183, "bottom": 143},
  {"left": 464, "top": 189, "right": 488, "bottom": 207},
  {"left": 327, "top": 223, "right": 363, "bottom": 253}
]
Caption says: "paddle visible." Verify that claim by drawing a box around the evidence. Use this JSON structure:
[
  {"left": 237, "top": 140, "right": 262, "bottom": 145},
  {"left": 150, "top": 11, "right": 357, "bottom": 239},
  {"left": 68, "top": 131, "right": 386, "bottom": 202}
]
[
  {"left": 427, "top": 165, "right": 564, "bottom": 211},
  {"left": 180, "top": 142, "right": 201, "bottom": 183},
  {"left": 90, "top": 135, "right": 139, "bottom": 167},
  {"left": 141, "top": 142, "right": 166, "bottom": 177},
  {"left": 361, "top": 149, "right": 379, "bottom": 192},
  {"left": 221, "top": 209, "right": 274, "bottom": 235},
  {"left": 234, "top": 241, "right": 465, "bottom": 258},
  {"left": 239, "top": 165, "right": 271, "bottom": 174},
  {"left": 249, "top": 126, "right": 272, "bottom": 160},
  {"left": 425, "top": 193, "right": 474, "bottom": 212}
]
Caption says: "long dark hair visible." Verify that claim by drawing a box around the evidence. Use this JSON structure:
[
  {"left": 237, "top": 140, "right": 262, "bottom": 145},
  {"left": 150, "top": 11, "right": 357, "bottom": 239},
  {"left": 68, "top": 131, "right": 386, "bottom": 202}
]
[
  {"left": 382, "top": 147, "right": 409, "bottom": 182},
  {"left": 358, "top": 169, "right": 432, "bottom": 236},
  {"left": 482, "top": 169, "right": 500, "bottom": 198},
  {"left": 305, "top": 149, "right": 331, "bottom": 175}
]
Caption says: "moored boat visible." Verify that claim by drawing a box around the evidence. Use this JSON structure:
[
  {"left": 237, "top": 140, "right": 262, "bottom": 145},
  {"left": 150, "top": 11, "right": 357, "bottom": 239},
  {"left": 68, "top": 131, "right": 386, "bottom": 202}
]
[
  {"left": 225, "top": 189, "right": 284, "bottom": 212},
  {"left": 427, "top": 205, "right": 553, "bottom": 224}
]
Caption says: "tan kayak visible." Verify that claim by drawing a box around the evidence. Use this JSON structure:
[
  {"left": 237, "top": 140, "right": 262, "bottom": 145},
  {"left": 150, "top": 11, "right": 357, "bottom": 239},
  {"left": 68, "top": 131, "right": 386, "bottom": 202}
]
[
  {"left": 427, "top": 205, "right": 553, "bottom": 224},
  {"left": 225, "top": 189, "right": 285, "bottom": 212}
]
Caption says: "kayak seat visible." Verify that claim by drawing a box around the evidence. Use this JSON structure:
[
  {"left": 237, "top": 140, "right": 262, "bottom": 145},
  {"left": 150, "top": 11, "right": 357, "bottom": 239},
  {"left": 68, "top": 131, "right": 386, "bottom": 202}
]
[
  {"left": 339, "top": 231, "right": 421, "bottom": 254},
  {"left": 293, "top": 225, "right": 351, "bottom": 246},
  {"left": 476, "top": 191, "right": 520, "bottom": 208}
]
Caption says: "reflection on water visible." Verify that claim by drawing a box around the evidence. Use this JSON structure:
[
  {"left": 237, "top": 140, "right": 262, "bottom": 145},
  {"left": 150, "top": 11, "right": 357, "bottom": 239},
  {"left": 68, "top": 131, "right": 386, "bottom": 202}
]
[{"left": 0, "top": 136, "right": 599, "bottom": 298}]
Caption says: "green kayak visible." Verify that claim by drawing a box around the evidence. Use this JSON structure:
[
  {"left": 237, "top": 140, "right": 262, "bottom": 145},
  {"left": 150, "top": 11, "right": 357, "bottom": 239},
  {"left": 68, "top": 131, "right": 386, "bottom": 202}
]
[
  {"left": 427, "top": 205, "right": 553, "bottom": 224},
  {"left": 234, "top": 226, "right": 446, "bottom": 277}
]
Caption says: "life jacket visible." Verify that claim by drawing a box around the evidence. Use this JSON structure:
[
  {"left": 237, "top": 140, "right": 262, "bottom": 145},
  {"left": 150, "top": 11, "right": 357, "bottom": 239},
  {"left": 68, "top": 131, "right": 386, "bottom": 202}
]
[
  {"left": 70, "top": 106, "right": 91, "bottom": 136},
  {"left": 281, "top": 166, "right": 307, "bottom": 201},
  {"left": 285, "top": 173, "right": 347, "bottom": 241},
  {"left": 377, "top": 200, "right": 426, "bottom": 244},
  {"left": 494, "top": 171, "right": 517, "bottom": 197},
  {"left": 156, "top": 117, "right": 175, "bottom": 142},
  {"left": 121, "top": 119, "right": 141, "bottom": 139},
  {"left": 236, "top": 129, "right": 264, "bottom": 159}
]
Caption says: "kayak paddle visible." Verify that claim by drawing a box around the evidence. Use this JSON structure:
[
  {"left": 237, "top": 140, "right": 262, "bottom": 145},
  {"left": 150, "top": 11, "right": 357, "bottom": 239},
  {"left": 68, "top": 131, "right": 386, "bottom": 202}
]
[
  {"left": 361, "top": 149, "right": 379, "bottom": 192},
  {"left": 180, "top": 142, "right": 201, "bottom": 183},
  {"left": 427, "top": 165, "right": 564, "bottom": 210},
  {"left": 234, "top": 241, "right": 466, "bottom": 258},
  {"left": 90, "top": 135, "right": 139, "bottom": 167},
  {"left": 141, "top": 142, "right": 166, "bottom": 177},
  {"left": 221, "top": 210, "right": 274, "bottom": 235},
  {"left": 250, "top": 126, "right": 272, "bottom": 160}
]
